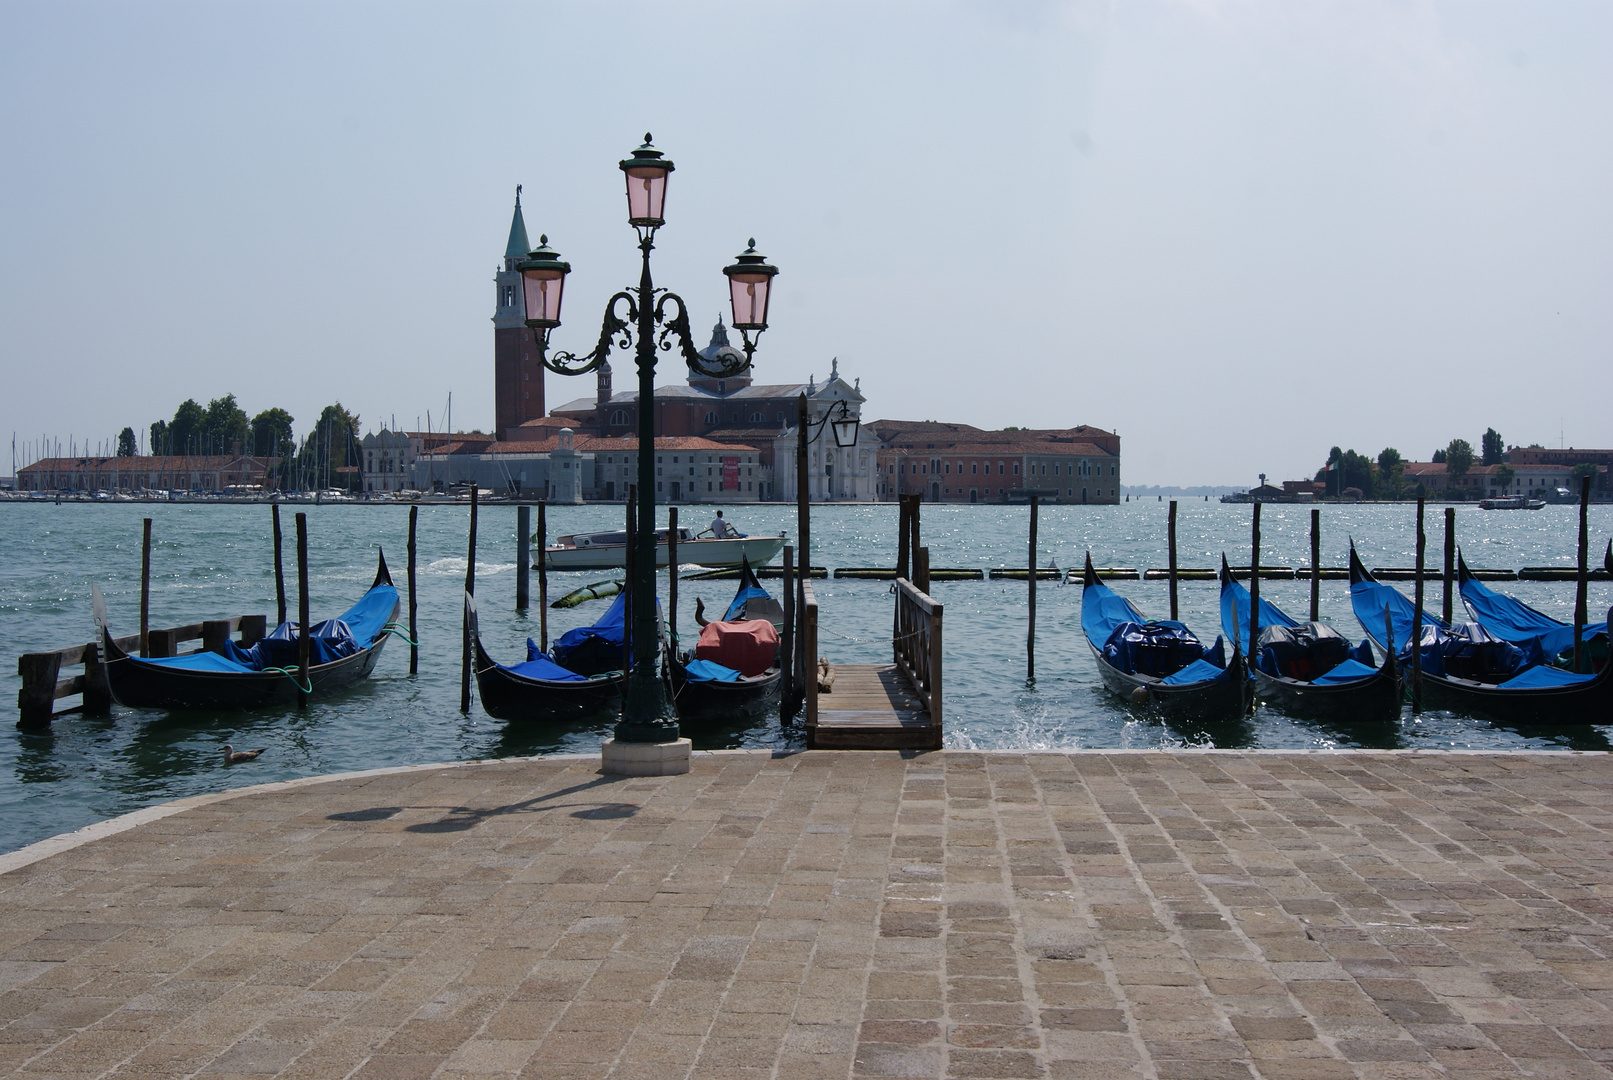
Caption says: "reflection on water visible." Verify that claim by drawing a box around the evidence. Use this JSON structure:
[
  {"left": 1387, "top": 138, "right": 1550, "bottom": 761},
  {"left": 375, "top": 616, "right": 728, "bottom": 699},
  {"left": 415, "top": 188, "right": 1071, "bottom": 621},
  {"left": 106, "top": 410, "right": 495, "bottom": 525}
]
[{"left": 1, "top": 500, "right": 1610, "bottom": 856}]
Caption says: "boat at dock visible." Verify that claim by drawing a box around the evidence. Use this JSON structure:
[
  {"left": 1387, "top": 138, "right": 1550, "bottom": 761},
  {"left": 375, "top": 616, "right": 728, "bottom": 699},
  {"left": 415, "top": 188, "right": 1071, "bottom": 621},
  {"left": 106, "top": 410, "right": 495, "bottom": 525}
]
[
  {"left": 540, "top": 528, "right": 786, "bottom": 571},
  {"left": 1081, "top": 553, "right": 1250, "bottom": 724},
  {"left": 670, "top": 559, "right": 784, "bottom": 726},
  {"left": 98, "top": 551, "right": 400, "bottom": 711},
  {"left": 467, "top": 592, "right": 622, "bottom": 724}
]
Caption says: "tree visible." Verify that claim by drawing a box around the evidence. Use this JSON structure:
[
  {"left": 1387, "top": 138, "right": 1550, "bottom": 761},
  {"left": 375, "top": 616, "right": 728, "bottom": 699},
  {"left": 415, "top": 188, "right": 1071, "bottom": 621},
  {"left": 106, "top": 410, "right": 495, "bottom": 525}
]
[
  {"left": 1432, "top": 448, "right": 1446, "bottom": 464},
  {"left": 1482, "top": 427, "right": 1504, "bottom": 466},
  {"left": 117, "top": 427, "right": 136, "bottom": 457},
  {"left": 1571, "top": 462, "right": 1601, "bottom": 490},
  {"left": 1495, "top": 464, "right": 1515, "bottom": 492},
  {"left": 1314, "top": 446, "right": 1374, "bottom": 499},
  {"left": 250, "top": 408, "right": 295, "bottom": 460},
  {"left": 168, "top": 399, "right": 206, "bottom": 455},
  {"left": 1376, "top": 448, "right": 1404, "bottom": 498},
  {"left": 1445, "top": 439, "right": 1474, "bottom": 482},
  {"left": 203, "top": 394, "right": 251, "bottom": 455},
  {"left": 149, "top": 420, "right": 168, "bottom": 456},
  {"left": 295, "top": 403, "right": 361, "bottom": 491}
]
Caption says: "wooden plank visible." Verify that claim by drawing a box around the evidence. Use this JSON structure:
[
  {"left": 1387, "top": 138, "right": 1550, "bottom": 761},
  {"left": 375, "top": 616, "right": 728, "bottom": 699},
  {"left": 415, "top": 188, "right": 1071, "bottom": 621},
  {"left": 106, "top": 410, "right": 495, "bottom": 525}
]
[{"left": 813, "top": 663, "right": 937, "bottom": 751}]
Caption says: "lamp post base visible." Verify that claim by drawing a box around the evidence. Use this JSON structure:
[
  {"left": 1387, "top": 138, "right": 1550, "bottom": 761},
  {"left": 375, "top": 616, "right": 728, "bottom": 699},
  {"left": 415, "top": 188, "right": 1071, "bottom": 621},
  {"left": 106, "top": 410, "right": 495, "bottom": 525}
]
[{"left": 602, "top": 737, "right": 692, "bottom": 776}]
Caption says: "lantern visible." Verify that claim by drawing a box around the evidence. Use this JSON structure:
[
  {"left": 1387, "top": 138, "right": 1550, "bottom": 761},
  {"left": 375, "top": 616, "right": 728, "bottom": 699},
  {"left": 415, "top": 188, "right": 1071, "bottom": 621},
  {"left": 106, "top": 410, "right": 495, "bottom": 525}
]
[
  {"left": 724, "top": 239, "right": 779, "bottom": 331},
  {"left": 517, "top": 235, "right": 570, "bottom": 329},
  {"left": 619, "top": 134, "right": 674, "bottom": 228}
]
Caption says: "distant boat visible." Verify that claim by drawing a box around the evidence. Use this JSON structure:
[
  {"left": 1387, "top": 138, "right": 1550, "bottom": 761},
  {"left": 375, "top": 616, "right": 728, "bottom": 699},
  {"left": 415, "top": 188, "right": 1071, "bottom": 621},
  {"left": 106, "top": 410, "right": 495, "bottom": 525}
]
[
  {"left": 540, "top": 528, "right": 786, "bottom": 571},
  {"left": 1478, "top": 496, "right": 1545, "bottom": 510}
]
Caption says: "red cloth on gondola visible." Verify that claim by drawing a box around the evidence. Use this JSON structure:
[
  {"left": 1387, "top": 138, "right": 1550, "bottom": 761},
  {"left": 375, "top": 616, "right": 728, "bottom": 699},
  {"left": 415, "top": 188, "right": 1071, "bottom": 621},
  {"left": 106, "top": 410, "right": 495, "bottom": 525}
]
[{"left": 694, "top": 620, "right": 779, "bottom": 677}]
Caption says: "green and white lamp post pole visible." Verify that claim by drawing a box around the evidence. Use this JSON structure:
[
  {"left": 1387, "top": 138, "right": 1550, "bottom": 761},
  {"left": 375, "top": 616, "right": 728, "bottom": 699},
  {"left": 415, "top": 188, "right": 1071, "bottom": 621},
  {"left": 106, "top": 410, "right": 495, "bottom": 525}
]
[{"left": 517, "top": 134, "right": 779, "bottom": 750}]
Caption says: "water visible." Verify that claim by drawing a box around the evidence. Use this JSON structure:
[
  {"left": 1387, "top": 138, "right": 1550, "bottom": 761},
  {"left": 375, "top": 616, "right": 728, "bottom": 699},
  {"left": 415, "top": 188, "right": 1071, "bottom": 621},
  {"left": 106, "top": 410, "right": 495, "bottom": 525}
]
[{"left": 1, "top": 499, "right": 1609, "bottom": 856}]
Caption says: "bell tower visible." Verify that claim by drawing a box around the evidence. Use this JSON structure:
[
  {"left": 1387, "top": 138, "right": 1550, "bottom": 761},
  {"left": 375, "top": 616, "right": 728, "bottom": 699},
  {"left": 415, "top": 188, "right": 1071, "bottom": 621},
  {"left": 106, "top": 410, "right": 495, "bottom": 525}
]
[{"left": 494, "top": 187, "right": 545, "bottom": 441}]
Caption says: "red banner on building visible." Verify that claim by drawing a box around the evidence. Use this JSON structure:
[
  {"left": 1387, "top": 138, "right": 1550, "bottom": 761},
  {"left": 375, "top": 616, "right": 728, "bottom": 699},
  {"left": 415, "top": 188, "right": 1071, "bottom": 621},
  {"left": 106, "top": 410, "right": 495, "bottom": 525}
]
[{"left": 722, "top": 456, "right": 739, "bottom": 491}]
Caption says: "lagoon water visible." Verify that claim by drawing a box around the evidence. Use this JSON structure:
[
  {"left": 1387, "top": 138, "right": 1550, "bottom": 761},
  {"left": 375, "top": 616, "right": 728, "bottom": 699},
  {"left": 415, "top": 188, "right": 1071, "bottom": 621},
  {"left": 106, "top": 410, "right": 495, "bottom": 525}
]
[{"left": 1, "top": 498, "right": 1610, "bottom": 856}]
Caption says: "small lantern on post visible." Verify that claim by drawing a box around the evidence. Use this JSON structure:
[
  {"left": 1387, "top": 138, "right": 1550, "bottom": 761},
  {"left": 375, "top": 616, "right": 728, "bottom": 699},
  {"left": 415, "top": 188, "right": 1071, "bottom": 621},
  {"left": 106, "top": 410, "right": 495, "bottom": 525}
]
[
  {"left": 517, "top": 236, "right": 570, "bottom": 336},
  {"left": 619, "top": 134, "right": 674, "bottom": 230},
  {"left": 829, "top": 401, "right": 860, "bottom": 448}
]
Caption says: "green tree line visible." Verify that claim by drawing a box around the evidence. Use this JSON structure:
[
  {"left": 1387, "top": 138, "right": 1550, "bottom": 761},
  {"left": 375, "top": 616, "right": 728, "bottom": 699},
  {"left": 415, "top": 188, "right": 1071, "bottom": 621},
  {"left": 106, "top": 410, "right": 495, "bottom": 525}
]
[
  {"left": 127, "top": 395, "right": 364, "bottom": 491},
  {"left": 1314, "top": 427, "right": 1599, "bottom": 500}
]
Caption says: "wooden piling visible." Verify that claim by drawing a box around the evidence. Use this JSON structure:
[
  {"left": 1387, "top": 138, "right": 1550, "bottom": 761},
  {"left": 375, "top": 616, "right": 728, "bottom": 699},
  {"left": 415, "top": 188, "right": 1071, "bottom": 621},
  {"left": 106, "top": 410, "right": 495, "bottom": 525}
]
[
  {"left": 407, "top": 505, "right": 418, "bottom": 675},
  {"left": 1309, "top": 508, "right": 1321, "bottom": 622},
  {"left": 796, "top": 394, "right": 811, "bottom": 684},
  {"left": 667, "top": 507, "right": 679, "bottom": 652},
  {"left": 537, "top": 502, "right": 549, "bottom": 652},
  {"left": 516, "top": 504, "right": 530, "bottom": 611},
  {"left": 1167, "top": 500, "right": 1179, "bottom": 621},
  {"left": 296, "top": 512, "right": 309, "bottom": 710},
  {"left": 139, "top": 517, "right": 152, "bottom": 657},
  {"left": 781, "top": 545, "right": 795, "bottom": 708},
  {"left": 1575, "top": 475, "right": 1590, "bottom": 672},
  {"left": 1249, "top": 503, "right": 1262, "bottom": 686},
  {"left": 1411, "top": 499, "right": 1425, "bottom": 714},
  {"left": 911, "top": 498, "right": 926, "bottom": 593},
  {"left": 1443, "top": 507, "right": 1456, "bottom": 627},
  {"left": 271, "top": 504, "right": 286, "bottom": 629},
  {"left": 1027, "top": 496, "right": 1038, "bottom": 682},
  {"left": 461, "top": 487, "right": 477, "bottom": 713},
  {"left": 896, "top": 496, "right": 911, "bottom": 581}
]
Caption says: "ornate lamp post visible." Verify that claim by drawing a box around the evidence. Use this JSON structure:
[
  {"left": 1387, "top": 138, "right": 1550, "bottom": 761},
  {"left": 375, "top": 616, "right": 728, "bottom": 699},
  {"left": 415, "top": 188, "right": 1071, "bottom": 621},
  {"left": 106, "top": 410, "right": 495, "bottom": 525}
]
[{"left": 518, "top": 134, "right": 779, "bottom": 744}]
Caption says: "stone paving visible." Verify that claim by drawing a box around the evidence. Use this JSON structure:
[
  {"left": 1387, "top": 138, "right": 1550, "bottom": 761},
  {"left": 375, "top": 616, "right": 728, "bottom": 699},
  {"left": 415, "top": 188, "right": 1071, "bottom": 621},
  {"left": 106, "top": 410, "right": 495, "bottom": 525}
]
[{"left": 3, "top": 750, "right": 1613, "bottom": 1079}]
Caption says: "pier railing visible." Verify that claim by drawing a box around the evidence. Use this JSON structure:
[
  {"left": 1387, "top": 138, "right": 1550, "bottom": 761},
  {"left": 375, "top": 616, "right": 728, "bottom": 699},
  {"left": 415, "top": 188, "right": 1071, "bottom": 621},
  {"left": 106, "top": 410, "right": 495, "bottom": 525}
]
[
  {"left": 894, "top": 577, "right": 942, "bottom": 727},
  {"left": 18, "top": 615, "right": 267, "bottom": 727}
]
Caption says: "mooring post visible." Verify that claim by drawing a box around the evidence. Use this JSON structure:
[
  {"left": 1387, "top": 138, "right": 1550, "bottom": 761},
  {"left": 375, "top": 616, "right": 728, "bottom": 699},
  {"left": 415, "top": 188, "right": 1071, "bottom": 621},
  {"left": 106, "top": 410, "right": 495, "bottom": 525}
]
[
  {"left": 667, "top": 507, "right": 679, "bottom": 653},
  {"left": 896, "top": 495, "right": 911, "bottom": 581},
  {"left": 911, "top": 496, "right": 924, "bottom": 591},
  {"left": 140, "top": 517, "right": 152, "bottom": 657},
  {"left": 407, "top": 504, "right": 418, "bottom": 675},
  {"left": 516, "top": 504, "right": 531, "bottom": 611},
  {"left": 1027, "top": 495, "right": 1038, "bottom": 682},
  {"left": 1167, "top": 499, "right": 1179, "bottom": 621},
  {"left": 537, "top": 501, "right": 549, "bottom": 652},
  {"left": 271, "top": 504, "right": 286, "bottom": 629},
  {"left": 1575, "top": 475, "right": 1590, "bottom": 672},
  {"left": 296, "top": 512, "right": 310, "bottom": 710},
  {"left": 781, "top": 544, "right": 795, "bottom": 707},
  {"left": 461, "top": 487, "right": 477, "bottom": 714},
  {"left": 1249, "top": 504, "right": 1262, "bottom": 682},
  {"left": 796, "top": 394, "right": 811, "bottom": 669},
  {"left": 1443, "top": 506, "right": 1456, "bottom": 627},
  {"left": 1309, "top": 507, "right": 1321, "bottom": 622},
  {"left": 1411, "top": 498, "right": 1425, "bottom": 714}
]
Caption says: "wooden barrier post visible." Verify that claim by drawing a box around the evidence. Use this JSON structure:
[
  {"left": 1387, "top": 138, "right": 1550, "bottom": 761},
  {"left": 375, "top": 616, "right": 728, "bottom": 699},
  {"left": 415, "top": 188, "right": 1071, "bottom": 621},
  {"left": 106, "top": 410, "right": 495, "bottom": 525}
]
[
  {"left": 271, "top": 504, "right": 287, "bottom": 628},
  {"left": 140, "top": 517, "right": 152, "bottom": 657},
  {"left": 1167, "top": 500, "right": 1179, "bottom": 621},
  {"left": 516, "top": 504, "right": 531, "bottom": 610},
  {"left": 296, "top": 512, "right": 310, "bottom": 709},
  {"left": 781, "top": 545, "right": 795, "bottom": 707},
  {"left": 1443, "top": 506, "right": 1456, "bottom": 627},
  {"left": 407, "top": 504, "right": 418, "bottom": 675},
  {"left": 537, "top": 501, "right": 549, "bottom": 652},
  {"left": 667, "top": 507, "right": 679, "bottom": 652},
  {"left": 1575, "top": 475, "right": 1590, "bottom": 672},
  {"left": 896, "top": 496, "right": 911, "bottom": 580},
  {"left": 1309, "top": 507, "right": 1321, "bottom": 622},
  {"left": 1027, "top": 495, "right": 1038, "bottom": 682},
  {"left": 1411, "top": 499, "right": 1425, "bottom": 714},
  {"left": 796, "top": 393, "right": 811, "bottom": 673},
  {"left": 1249, "top": 503, "right": 1262, "bottom": 692},
  {"left": 17, "top": 653, "right": 62, "bottom": 726},
  {"left": 461, "top": 487, "right": 478, "bottom": 713}
]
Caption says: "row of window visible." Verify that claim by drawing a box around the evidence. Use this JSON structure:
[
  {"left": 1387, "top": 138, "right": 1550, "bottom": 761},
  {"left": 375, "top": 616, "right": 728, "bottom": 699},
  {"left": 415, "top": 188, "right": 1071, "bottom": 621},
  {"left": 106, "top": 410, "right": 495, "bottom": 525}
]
[{"left": 889, "top": 459, "right": 1119, "bottom": 478}]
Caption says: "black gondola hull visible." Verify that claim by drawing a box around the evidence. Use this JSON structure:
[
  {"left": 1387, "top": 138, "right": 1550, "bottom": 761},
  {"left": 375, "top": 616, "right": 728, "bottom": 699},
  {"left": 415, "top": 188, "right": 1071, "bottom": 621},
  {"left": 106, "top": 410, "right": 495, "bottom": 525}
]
[
  {"left": 471, "top": 634, "right": 622, "bottom": 724},
  {"left": 1415, "top": 667, "right": 1613, "bottom": 727},
  {"left": 1250, "top": 663, "right": 1401, "bottom": 725},
  {"left": 670, "top": 661, "right": 782, "bottom": 726},
  {"left": 1088, "top": 642, "right": 1252, "bottom": 724}
]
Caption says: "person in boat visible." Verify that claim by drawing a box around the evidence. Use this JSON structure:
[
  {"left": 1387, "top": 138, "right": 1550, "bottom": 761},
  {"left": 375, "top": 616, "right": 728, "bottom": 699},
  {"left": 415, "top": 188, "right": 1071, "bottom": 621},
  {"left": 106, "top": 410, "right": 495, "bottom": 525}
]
[{"left": 709, "top": 511, "right": 745, "bottom": 539}]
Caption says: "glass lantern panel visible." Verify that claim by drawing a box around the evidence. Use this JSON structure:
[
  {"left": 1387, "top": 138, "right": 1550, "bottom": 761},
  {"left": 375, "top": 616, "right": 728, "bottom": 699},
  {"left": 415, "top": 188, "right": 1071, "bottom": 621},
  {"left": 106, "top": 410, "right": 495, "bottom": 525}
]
[
  {"left": 728, "top": 274, "right": 771, "bottom": 329},
  {"left": 624, "top": 167, "right": 668, "bottom": 223},
  {"left": 521, "top": 270, "right": 564, "bottom": 326}
]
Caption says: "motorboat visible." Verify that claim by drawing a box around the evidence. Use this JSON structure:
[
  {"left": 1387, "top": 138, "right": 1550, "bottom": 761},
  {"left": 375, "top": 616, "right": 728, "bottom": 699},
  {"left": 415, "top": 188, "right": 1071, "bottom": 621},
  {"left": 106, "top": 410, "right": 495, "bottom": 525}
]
[
  {"left": 540, "top": 528, "right": 786, "bottom": 571},
  {"left": 1479, "top": 497, "right": 1545, "bottom": 510}
]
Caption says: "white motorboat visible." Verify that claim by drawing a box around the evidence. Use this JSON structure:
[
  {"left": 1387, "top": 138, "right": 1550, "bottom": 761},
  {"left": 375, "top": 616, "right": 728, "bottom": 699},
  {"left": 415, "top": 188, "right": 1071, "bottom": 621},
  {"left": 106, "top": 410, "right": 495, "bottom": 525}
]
[
  {"left": 1479, "top": 497, "right": 1546, "bottom": 510},
  {"left": 539, "top": 528, "right": 786, "bottom": 570}
]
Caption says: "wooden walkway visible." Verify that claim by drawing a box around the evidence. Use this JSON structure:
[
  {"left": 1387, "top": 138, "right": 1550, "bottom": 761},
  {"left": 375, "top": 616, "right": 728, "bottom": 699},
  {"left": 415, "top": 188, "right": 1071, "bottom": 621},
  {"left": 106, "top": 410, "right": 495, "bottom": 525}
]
[{"left": 809, "top": 663, "right": 938, "bottom": 749}]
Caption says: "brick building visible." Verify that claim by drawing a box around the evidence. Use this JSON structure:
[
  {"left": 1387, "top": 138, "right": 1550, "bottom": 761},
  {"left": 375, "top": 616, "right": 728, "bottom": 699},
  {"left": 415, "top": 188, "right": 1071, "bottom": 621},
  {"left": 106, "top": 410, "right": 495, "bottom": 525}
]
[{"left": 870, "top": 422, "right": 1121, "bottom": 504}]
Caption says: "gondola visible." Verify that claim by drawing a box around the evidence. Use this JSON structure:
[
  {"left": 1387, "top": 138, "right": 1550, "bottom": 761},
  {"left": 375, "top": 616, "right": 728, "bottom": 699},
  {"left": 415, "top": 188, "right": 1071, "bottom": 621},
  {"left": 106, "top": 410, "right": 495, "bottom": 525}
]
[
  {"left": 1218, "top": 555, "right": 1399, "bottom": 725},
  {"left": 1081, "top": 553, "right": 1250, "bottom": 723},
  {"left": 1458, "top": 548, "right": 1609, "bottom": 664},
  {"left": 100, "top": 549, "right": 400, "bottom": 711},
  {"left": 1349, "top": 544, "right": 1613, "bottom": 726},
  {"left": 670, "top": 558, "right": 783, "bottom": 725},
  {"left": 467, "top": 592, "right": 621, "bottom": 724}
]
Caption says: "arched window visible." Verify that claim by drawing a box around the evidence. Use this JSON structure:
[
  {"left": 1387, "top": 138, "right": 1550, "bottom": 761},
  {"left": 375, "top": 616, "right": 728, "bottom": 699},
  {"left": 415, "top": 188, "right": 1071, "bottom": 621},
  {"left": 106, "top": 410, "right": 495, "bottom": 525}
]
[
  {"left": 609, "top": 410, "right": 628, "bottom": 426},
  {"left": 750, "top": 412, "right": 763, "bottom": 423}
]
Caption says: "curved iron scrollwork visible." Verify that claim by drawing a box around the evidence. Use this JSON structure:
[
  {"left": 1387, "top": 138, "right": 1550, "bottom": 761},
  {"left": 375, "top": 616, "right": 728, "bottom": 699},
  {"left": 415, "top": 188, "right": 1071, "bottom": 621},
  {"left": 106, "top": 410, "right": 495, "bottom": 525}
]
[
  {"left": 540, "top": 292, "right": 636, "bottom": 376},
  {"left": 655, "top": 292, "right": 756, "bottom": 378}
]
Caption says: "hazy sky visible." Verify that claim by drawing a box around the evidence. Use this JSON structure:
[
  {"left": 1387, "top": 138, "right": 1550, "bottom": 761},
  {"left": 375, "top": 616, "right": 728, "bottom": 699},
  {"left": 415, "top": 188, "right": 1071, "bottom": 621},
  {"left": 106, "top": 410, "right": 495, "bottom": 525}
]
[{"left": 2, "top": 1, "right": 1608, "bottom": 486}]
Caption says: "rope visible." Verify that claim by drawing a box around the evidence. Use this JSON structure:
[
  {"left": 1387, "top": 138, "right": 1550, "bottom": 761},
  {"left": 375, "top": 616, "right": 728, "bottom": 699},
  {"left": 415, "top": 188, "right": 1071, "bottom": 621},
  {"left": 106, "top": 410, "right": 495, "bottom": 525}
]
[
  {"left": 263, "top": 666, "right": 313, "bottom": 694},
  {"left": 379, "top": 623, "right": 419, "bottom": 647}
]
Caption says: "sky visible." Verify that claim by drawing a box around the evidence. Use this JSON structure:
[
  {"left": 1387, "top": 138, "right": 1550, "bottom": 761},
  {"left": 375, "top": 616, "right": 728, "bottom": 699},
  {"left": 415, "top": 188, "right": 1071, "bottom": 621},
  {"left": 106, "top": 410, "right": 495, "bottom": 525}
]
[{"left": 1, "top": 1, "right": 1608, "bottom": 487}]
